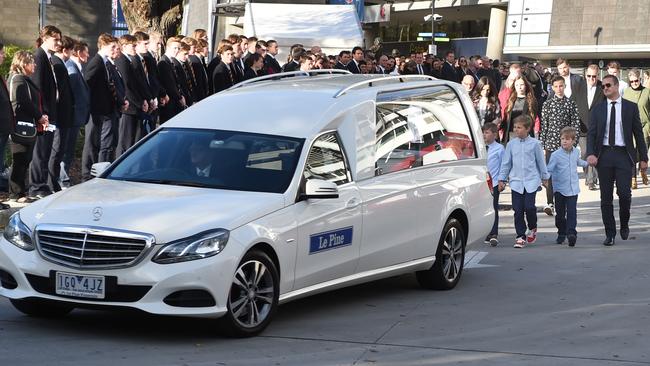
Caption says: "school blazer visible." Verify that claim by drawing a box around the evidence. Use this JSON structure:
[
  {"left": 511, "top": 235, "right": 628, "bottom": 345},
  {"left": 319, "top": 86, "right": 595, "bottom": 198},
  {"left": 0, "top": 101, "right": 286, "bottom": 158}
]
[
  {"left": 85, "top": 53, "right": 116, "bottom": 116},
  {"left": 50, "top": 55, "right": 74, "bottom": 128},
  {"left": 586, "top": 98, "right": 648, "bottom": 164},
  {"left": 65, "top": 60, "right": 90, "bottom": 127},
  {"left": 32, "top": 47, "right": 58, "bottom": 121}
]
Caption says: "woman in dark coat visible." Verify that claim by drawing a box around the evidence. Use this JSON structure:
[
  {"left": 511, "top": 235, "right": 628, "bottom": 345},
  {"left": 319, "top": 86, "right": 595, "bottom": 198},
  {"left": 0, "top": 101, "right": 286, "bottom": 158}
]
[
  {"left": 7, "top": 51, "right": 48, "bottom": 202},
  {"left": 243, "top": 53, "right": 265, "bottom": 80}
]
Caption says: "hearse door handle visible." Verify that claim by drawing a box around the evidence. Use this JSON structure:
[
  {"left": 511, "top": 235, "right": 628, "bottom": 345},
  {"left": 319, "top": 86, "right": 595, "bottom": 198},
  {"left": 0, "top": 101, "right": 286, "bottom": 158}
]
[{"left": 345, "top": 198, "right": 360, "bottom": 209}]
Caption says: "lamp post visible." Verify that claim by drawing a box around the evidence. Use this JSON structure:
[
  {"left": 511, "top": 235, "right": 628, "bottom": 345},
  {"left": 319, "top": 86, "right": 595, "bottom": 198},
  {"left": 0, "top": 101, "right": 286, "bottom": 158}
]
[{"left": 430, "top": 0, "right": 435, "bottom": 56}]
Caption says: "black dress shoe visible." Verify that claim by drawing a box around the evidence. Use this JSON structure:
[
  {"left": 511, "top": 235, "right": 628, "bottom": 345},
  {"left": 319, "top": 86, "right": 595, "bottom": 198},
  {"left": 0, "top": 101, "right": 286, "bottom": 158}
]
[
  {"left": 620, "top": 227, "right": 630, "bottom": 240},
  {"left": 603, "top": 236, "right": 615, "bottom": 246}
]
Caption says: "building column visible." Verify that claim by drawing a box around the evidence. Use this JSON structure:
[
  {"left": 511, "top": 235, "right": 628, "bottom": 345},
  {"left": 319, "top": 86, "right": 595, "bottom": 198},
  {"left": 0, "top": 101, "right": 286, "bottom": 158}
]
[{"left": 486, "top": 6, "right": 507, "bottom": 60}]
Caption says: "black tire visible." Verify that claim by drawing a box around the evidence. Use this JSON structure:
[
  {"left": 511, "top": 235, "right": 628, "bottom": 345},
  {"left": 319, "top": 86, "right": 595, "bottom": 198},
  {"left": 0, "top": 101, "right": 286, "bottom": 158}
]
[
  {"left": 416, "top": 218, "right": 466, "bottom": 290},
  {"left": 10, "top": 298, "right": 74, "bottom": 317},
  {"left": 219, "top": 250, "right": 279, "bottom": 337}
]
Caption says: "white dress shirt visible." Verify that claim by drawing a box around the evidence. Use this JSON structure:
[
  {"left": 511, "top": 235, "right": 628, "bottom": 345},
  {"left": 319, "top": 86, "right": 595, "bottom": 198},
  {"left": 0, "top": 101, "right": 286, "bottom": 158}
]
[
  {"left": 587, "top": 84, "right": 597, "bottom": 108},
  {"left": 603, "top": 96, "right": 625, "bottom": 146}
]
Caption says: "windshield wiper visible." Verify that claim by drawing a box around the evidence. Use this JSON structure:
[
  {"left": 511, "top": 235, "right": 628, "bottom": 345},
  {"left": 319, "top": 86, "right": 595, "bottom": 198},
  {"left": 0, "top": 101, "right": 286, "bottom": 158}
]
[{"left": 118, "top": 178, "right": 219, "bottom": 188}]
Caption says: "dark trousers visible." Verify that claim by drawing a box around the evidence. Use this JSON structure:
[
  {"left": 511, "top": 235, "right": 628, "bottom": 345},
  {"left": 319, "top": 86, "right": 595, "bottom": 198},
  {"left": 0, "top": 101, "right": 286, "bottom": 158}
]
[
  {"left": 0, "top": 133, "right": 9, "bottom": 171},
  {"left": 48, "top": 126, "right": 69, "bottom": 192},
  {"left": 116, "top": 113, "right": 140, "bottom": 158},
  {"left": 82, "top": 114, "right": 113, "bottom": 181},
  {"left": 545, "top": 150, "right": 554, "bottom": 205},
  {"left": 103, "top": 115, "right": 119, "bottom": 162},
  {"left": 597, "top": 147, "right": 633, "bottom": 238},
  {"left": 62, "top": 125, "right": 82, "bottom": 177},
  {"left": 512, "top": 189, "right": 537, "bottom": 238},
  {"left": 490, "top": 185, "right": 500, "bottom": 236},
  {"left": 554, "top": 193, "right": 578, "bottom": 237},
  {"left": 8, "top": 140, "right": 34, "bottom": 198},
  {"left": 28, "top": 130, "right": 55, "bottom": 196}
]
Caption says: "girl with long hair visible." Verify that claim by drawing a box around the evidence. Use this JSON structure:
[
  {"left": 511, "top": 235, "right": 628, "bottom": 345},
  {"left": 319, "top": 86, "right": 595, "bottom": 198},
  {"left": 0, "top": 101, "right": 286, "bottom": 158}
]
[
  {"left": 502, "top": 76, "right": 539, "bottom": 143},
  {"left": 473, "top": 76, "right": 501, "bottom": 126}
]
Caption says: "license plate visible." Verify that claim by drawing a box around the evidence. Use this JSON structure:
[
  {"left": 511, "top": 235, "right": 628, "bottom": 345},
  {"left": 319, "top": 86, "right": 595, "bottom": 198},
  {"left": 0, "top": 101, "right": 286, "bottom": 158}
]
[{"left": 55, "top": 272, "right": 105, "bottom": 299}]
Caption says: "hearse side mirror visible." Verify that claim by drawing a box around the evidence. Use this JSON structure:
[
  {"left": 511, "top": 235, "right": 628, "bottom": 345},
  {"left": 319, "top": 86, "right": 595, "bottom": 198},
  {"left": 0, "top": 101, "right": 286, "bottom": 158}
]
[
  {"left": 90, "top": 162, "right": 111, "bottom": 177},
  {"left": 301, "top": 178, "right": 339, "bottom": 200}
]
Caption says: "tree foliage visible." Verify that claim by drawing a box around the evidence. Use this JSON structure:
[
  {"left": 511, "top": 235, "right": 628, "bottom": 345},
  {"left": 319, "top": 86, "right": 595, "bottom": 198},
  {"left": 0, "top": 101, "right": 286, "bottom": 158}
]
[{"left": 120, "top": 0, "right": 184, "bottom": 39}]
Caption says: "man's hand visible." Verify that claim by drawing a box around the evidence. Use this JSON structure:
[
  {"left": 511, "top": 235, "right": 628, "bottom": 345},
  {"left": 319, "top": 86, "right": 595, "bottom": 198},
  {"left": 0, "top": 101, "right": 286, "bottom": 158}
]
[
  {"left": 640, "top": 161, "right": 648, "bottom": 172},
  {"left": 180, "top": 96, "right": 186, "bottom": 108},
  {"left": 142, "top": 100, "right": 149, "bottom": 113},
  {"left": 498, "top": 181, "right": 505, "bottom": 192},
  {"left": 587, "top": 155, "right": 598, "bottom": 167},
  {"left": 121, "top": 100, "right": 129, "bottom": 113}
]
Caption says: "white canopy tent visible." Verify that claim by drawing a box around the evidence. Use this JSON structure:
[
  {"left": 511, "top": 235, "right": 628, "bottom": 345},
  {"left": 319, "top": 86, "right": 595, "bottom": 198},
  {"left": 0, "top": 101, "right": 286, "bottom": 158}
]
[{"left": 242, "top": 3, "right": 364, "bottom": 58}]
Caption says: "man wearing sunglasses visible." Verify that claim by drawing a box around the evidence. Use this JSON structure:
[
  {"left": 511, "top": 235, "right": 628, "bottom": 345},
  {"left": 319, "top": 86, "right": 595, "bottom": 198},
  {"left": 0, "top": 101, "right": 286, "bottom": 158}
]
[
  {"left": 586, "top": 75, "right": 648, "bottom": 246},
  {"left": 582, "top": 64, "right": 605, "bottom": 190},
  {"left": 623, "top": 68, "right": 650, "bottom": 189}
]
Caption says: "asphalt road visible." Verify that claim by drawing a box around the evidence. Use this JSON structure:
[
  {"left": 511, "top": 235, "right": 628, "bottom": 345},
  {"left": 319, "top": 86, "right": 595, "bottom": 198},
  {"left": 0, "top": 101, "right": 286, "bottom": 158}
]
[{"left": 1, "top": 182, "right": 650, "bottom": 365}]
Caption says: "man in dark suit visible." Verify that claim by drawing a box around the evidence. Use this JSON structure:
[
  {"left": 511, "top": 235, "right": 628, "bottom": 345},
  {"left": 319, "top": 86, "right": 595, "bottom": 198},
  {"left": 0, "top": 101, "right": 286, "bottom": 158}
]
[
  {"left": 581, "top": 64, "right": 605, "bottom": 190},
  {"left": 0, "top": 43, "right": 13, "bottom": 179},
  {"left": 158, "top": 37, "right": 187, "bottom": 123},
  {"left": 49, "top": 36, "right": 75, "bottom": 192},
  {"left": 282, "top": 47, "right": 304, "bottom": 73},
  {"left": 264, "top": 40, "right": 282, "bottom": 74},
  {"left": 346, "top": 47, "right": 364, "bottom": 74},
  {"left": 413, "top": 53, "right": 431, "bottom": 76},
  {"left": 586, "top": 75, "right": 648, "bottom": 246},
  {"left": 136, "top": 31, "right": 167, "bottom": 135},
  {"left": 211, "top": 45, "right": 237, "bottom": 93},
  {"left": 440, "top": 51, "right": 458, "bottom": 82},
  {"left": 115, "top": 34, "right": 151, "bottom": 157},
  {"left": 63, "top": 40, "right": 90, "bottom": 186},
  {"left": 334, "top": 51, "right": 351, "bottom": 70},
  {"left": 83, "top": 33, "right": 128, "bottom": 181},
  {"left": 173, "top": 43, "right": 194, "bottom": 107},
  {"left": 30, "top": 25, "right": 62, "bottom": 198}
]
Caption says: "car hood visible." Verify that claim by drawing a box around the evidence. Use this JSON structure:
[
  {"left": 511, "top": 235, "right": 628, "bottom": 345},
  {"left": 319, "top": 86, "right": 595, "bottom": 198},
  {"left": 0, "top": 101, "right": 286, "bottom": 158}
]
[{"left": 18, "top": 178, "right": 286, "bottom": 243}]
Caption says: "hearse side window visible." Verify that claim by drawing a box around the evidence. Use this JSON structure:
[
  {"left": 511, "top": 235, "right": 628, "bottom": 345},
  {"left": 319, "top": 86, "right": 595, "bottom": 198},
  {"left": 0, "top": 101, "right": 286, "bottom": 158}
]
[
  {"left": 303, "top": 132, "right": 351, "bottom": 185},
  {"left": 374, "top": 86, "right": 476, "bottom": 176}
]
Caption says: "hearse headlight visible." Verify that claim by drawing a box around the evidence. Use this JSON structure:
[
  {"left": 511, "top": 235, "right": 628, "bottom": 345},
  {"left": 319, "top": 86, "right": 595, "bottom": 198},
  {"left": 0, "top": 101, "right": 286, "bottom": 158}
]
[
  {"left": 3, "top": 213, "right": 34, "bottom": 251},
  {"left": 153, "top": 229, "right": 230, "bottom": 264}
]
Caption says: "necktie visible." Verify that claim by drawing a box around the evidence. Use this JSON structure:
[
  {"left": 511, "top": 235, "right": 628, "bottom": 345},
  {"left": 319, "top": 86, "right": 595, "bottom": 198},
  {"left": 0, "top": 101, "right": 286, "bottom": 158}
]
[
  {"left": 105, "top": 61, "right": 118, "bottom": 106},
  {"left": 49, "top": 57, "right": 59, "bottom": 101},
  {"left": 227, "top": 64, "right": 235, "bottom": 84},
  {"left": 139, "top": 56, "right": 149, "bottom": 84},
  {"left": 183, "top": 62, "right": 194, "bottom": 95},
  {"left": 418, "top": 64, "right": 423, "bottom": 75},
  {"left": 609, "top": 101, "right": 617, "bottom": 146}
]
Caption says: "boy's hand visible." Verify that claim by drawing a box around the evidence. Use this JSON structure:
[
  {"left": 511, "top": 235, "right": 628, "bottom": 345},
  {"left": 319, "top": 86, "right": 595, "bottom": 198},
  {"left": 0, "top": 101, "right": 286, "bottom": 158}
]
[
  {"left": 498, "top": 181, "right": 505, "bottom": 192},
  {"left": 587, "top": 155, "right": 598, "bottom": 166}
]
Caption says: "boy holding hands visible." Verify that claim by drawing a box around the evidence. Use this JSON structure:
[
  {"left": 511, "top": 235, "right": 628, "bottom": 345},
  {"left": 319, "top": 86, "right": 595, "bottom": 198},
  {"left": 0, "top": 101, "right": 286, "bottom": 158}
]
[
  {"left": 498, "top": 115, "right": 549, "bottom": 248},
  {"left": 483, "top": 122, "right": 504, "bottom": 246},
  {"left": 546, "top": 127, "right": 589, "bottom": 246}
]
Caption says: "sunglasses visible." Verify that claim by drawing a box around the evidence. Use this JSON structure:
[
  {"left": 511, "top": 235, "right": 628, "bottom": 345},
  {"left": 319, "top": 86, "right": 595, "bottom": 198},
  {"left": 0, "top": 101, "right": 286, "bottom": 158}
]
[
  {"left": 601, "top": 83, "right": 614, "bottom": 89},
  {"left": 630, "top": 79, "right": 640, "bottom": 83},
  {"left": 586, "top": 75, "right": 597, "bottom": 78}
]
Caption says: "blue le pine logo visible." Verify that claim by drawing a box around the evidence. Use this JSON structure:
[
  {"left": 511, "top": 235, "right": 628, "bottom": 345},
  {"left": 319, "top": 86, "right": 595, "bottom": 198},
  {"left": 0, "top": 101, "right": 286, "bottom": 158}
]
[{"left": 309, "top": 227, "right": 354, "bottom": 254}]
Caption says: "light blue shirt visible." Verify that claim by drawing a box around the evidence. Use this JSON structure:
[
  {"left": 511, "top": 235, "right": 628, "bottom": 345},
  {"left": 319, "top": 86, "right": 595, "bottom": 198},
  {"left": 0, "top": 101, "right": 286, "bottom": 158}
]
[
  {"left": 547, "top": 147, "right": 589, "bottom": 197},
  {"left": 499, "top": 136, "right": 549, "bottom": 194},
  {"left": 486, "top": 141, "right": 504, "bottom": 187}
]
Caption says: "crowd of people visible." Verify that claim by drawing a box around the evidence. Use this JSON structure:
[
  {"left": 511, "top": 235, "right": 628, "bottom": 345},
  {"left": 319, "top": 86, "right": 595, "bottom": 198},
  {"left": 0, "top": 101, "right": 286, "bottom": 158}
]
[{"left": 1, "top": 26, "right": 649, "bottom": 247}]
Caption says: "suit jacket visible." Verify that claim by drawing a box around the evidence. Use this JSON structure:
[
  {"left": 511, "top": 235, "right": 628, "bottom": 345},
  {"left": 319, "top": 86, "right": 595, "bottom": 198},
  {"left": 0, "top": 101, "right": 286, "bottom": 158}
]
[
  {"left": 189, "top": 55, "right": 208, "bottom": 102},
  {"left": 50, "top": 55, "right": 74, "bottom": 128},
  {"left": 582, "top": 80, "right": 605, "bottom": 131},
  {"left": 115, "top": 54, "right": 149, "bottom": 116},
  {"left": 282, "top": 60, "right": 300, "bottom": 73},
  {"left": 334, "top": 61, "right": 348, "bottom": 71},
  {"left": 264, "top": 54, "right": 282, "bottom": 74},
  {"left": 568, "top": 73, "right": 588, "bottom": 133},
  {"left": 85, "top": 53, "right": 117, "bottom": 116},
  {"left": 7, "top": 73, "right": 42, "bottom": 124},
  {"left": 243, "top": 67, "right": 261, "bottom": 81},
  {"left": 346, "top": 60, "right": 360, "bottom": 74},
  {"left": 65, "top": 59, "right": 90, "bottom": 127},
  {"left": 587, "top": 98, "right": 648, "bottom": 164},
  {"left": 414, "top": 63, "right": 431, "bottom": 76},
  {"left": 212, "top": 62, "right": 235, "bottom": 94},
  {"left": 440, "top": 62, "right": 458, "bottom": 82},
  {"left": 32, "top": 47, "right": 58, "bottom": 121},
  {"left": 173, "top": 58, "right": 193, "bottom": 107},
  {"left": 140, "top": 52, "right": 165, "bottom": 99},
  {"left": 157, "top": 55, "right": 184, "bottom": 122},
  {"left": 206, "top": 56, "right": 222, "bottom": 94},
  {"left": 0, "top": 76, "right": 14, "bottom": 134}
]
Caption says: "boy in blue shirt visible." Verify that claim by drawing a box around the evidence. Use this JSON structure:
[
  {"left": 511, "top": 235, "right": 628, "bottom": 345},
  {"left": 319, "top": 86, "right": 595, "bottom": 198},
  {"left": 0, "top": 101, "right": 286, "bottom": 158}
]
[
  {"left": 546, "top": 127, "right": 589, "bottom": 247},
  {"left": 483, "top": 122, "right": 504, "bottom": 246},
  {"left": 498, "top": 115, "right": 549, "bottom": 248}
]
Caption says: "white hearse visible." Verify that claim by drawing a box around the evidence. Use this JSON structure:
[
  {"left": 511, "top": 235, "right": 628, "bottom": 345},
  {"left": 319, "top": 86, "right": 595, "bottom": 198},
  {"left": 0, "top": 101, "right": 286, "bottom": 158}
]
[{"left": 0, "top": 71, "right": 494, "bottom": 336}]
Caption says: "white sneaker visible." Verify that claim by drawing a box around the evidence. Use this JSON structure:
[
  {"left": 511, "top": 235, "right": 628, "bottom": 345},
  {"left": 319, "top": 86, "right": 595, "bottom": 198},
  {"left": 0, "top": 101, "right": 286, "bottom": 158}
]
[{"left": 544, "top": 204, "right": 554, "bottom": 216}]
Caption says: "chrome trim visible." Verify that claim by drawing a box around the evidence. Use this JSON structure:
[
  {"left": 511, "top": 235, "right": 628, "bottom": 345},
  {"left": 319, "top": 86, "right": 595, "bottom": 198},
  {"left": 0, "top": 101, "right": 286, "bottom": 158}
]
[
  {"left": 279, "top": 256, "right": 435, "bottom": 304},
  {"left": 334, "top": 75, "right": 437, "bottom": 98},
  {"left": 229, "top": 69, "right": 351, "bottom": 91},
  {"left": 35, "top": 224, "right": 156, "bottom": 270}
]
